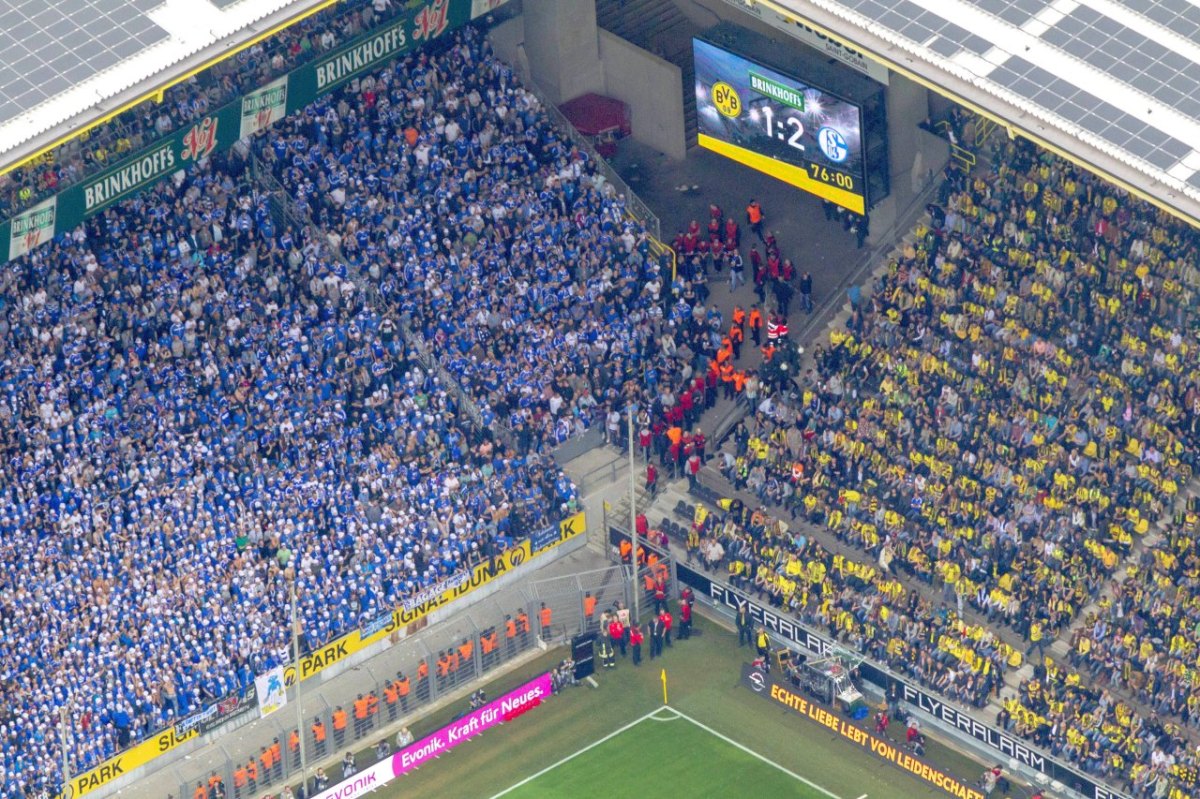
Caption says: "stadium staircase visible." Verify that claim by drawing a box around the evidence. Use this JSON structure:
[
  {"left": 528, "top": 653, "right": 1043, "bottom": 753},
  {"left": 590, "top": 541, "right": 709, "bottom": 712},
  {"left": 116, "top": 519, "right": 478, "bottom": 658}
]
[{"left": 594, "top": 0, "right": 702, "bottom": 147}]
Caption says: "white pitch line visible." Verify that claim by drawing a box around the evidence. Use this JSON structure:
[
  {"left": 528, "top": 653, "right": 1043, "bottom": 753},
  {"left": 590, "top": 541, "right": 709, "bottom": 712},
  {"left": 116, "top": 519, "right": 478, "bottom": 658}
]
[
  {"left": 856, "top": 794, "right": 869, "bottom": 799},
  {"left": 670, "top": 708, "right": 845, "bottom": 799},
  {"left": 487, "top": 706, "right": 668, "bottom": 798}
]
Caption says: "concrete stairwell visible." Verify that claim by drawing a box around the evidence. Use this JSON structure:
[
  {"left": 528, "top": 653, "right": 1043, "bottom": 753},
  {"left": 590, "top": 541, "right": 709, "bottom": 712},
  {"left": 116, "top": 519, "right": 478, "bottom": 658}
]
[{"left": 594, "top": 0, "right": 701, "bottom": 146}]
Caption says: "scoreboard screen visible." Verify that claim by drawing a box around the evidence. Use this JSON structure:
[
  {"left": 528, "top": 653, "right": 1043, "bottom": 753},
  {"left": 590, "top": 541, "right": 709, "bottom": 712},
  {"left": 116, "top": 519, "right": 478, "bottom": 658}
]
[{"left": 694, "top": 38, "right": 867, "bottom": 214}]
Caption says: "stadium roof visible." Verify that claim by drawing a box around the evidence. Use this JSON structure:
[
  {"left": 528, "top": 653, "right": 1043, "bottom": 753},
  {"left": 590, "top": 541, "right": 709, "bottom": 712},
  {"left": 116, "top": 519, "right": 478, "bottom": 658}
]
[
  {"left": 753, "top": 0, "right": 1200, "bottom": 227},
  {"left": 0, "top": 0, "right": 334, "bottom": 175}
]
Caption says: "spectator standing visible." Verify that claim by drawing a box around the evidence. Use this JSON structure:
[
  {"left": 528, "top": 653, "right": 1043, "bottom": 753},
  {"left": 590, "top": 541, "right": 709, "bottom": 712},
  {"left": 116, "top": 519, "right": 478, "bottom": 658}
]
[{"left": 799, "top": 271, "right": 813, "bottom": 314}]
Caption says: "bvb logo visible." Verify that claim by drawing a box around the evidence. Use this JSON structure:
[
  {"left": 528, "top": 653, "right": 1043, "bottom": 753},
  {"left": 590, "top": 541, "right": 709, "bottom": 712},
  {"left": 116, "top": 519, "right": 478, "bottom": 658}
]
[{"left": 711, "top": 81, "right": 741, "bottom": 118}]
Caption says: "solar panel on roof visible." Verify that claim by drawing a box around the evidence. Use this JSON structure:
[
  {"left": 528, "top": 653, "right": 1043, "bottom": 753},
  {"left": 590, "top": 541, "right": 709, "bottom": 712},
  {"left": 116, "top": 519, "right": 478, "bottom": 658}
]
[
  {"left": 824, "top": 0, "right": 1200, "bottom": 192},
  {"left": 0, "top": 0, "right": 169, "bottom": 117}
]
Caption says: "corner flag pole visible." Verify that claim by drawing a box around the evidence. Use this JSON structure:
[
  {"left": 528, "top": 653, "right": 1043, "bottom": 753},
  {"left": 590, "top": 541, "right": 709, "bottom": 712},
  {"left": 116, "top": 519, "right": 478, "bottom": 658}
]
[{"left": 661, "top": 669, "right": 668, "bottom": 705}]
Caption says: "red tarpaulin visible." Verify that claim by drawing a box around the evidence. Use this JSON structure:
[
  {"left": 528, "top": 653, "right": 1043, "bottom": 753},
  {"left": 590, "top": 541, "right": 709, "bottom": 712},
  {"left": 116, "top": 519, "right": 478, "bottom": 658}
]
[{"left": 559, "top": 93, "right": 631, "bottom": 143}]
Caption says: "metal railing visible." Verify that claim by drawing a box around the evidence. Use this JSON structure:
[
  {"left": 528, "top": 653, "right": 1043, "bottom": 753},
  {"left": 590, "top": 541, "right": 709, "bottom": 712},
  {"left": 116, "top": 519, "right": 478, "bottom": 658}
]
[{"left": 172, "top": 566, "right": 632, "bottom": 799}]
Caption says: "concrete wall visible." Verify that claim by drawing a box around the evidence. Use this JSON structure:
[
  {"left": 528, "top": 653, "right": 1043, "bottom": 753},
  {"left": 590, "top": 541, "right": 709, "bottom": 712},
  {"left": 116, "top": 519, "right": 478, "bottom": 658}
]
[
  {"left": 492, "top": 14, "right": 686, "bottom": 161},
  {"left": 598, "top": 30, "right": 687, "bottom": 160},
  {"left": 489, "top": 15, "right": 528, "bottom": 78},
  {"left": 521, "top": 0, "right": 605, "bottom": 104},
  {"left": 868, "top": 71, "right": 948, "bottom": 238}
]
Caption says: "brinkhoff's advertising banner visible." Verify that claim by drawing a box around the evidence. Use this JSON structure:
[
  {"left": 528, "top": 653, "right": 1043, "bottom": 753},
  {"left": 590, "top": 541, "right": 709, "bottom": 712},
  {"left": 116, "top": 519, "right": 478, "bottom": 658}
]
[
  {"left": 3, "top": 0, "right": 517, "bottom": 270},
  {"left": 678, "top": 563, "right": 1130, "bottom": 799},
  {"left": 312, "top": 670, "right": 551, "bottom": 799},
  {"left": 741, "top": 665, "right": 983, "bottom": 799}
]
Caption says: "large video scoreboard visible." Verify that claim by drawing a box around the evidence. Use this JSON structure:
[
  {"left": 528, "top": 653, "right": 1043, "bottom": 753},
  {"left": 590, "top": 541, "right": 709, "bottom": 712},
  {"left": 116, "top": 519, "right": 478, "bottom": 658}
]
[{"left": 693, "top": 29, "right": 889, "bottom": 215}]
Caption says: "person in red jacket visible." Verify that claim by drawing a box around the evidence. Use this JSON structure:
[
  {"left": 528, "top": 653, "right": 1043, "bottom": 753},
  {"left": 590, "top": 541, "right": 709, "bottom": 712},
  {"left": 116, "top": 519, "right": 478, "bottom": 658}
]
[
  {"left": 645, "top": 463, "right": 658, "bottom": 497},
  {"left": 659, "top": 608, "right": 674, "bottom": 648},
  {"left": 679, "top": 598, "right": 693, "bottom": 640},
  {"left": 629, "top": 623, "right": 644, "bottom": 666},
  {"left": 609, "top": 616, "right": 626, "bottom": 658}
]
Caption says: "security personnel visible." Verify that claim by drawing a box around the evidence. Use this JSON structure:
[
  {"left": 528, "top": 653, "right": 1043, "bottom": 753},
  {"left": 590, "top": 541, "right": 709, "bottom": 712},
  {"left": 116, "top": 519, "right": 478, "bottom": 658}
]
[
  {"left": 353, "top": 693, "right": 369, "bottom": 737},
  {"left": 458, "top": 638, "right": 475, "bottom": 674},
  {"left": 583, "top": 592, "right": 597, "bottom": 629},
  {"left": 630, "top": 623, "right": 644, "bottom": 666},
  {"left": 748, "top": 305, "right": 763, "bottom": 345},
  {"left": 288, "top": 728, "right": 301, "bottom": 769},
  {"left": 480, "top": 628, "right": 499, "bottom": 668},
  {"left": 654, "top": 575, "right": 668, "bottom": 612},
  {"left": 332, "top": 706, "right": 348, "bottom": 747},
  {"left": 416, "top": 659, "right": 430, "bottom": 700},
  {"left": 207, "top": 772, "right": 224, "bottom": 799},
  {"left": 729, "top": 323, "right": 744, "bottom": 359},
  {"left": 679, "top": 598, "right": 693, "bottom": 640},
  {"left": 539, "top": 603, "right": 553, "bottom": 639},
  {"left": 233, "top": 764, "right": 248, "bottom": 799},
  {"left": 258, "top": 747, "right": 273, "bottom": 786},
  {"left": 244, "top": 759, "right": 258, "bottom": 794},
  {"left": 746, "top": 199, "right": 765, "bottom": 240},
  {"left": 194, "top": 782, "right": 207, "bottom": 799},
  {"left": 516, "top": 608, "right": 531, "bottom": 646},
  {"left": 396, "top": 672, "right": 411, "bottom": 711},
  {"left": 270, "top": 737, "right": 283, "bottom": 780},
  {"left": 311, "top": 717, "right": 327, "bottom": 757},
  {"left": 505, "top": 614, "right": 518, "bottom": 656},
  {"left": 736, "top": 601, "right": 753, "bottom": 647},
  {"left": 365, "top": 690, "right": 380, "bottom": 731},
  {"left": 660, "top": 608, "right": 674, "bottom": 648},
  {"left": 384, "top": 677, "right": 401, "bottom": 721},
  {"left": 609, "top": 615, "right": 626, "bottom": 658}
]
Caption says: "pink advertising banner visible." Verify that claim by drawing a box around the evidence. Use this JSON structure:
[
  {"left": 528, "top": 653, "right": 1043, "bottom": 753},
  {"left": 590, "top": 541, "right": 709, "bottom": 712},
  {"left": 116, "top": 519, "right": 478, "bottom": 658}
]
[
  {"left": 392, "top": 670, "right": 553, "bottom": 776},
  {"left": 312, "top": 671, "right": 553, "bottom": 799}
]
